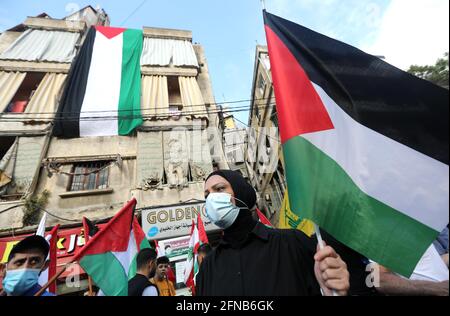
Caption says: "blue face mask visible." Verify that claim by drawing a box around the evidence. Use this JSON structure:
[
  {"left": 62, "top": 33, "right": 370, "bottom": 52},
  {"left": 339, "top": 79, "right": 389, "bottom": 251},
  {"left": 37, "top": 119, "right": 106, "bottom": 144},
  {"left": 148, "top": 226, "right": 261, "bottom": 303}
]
[
  {"left": 2, "top": 268, "right": 41, "bottom": 296},
  {"left": 205, "top": 193, "right": 244, "bottom": 229}
]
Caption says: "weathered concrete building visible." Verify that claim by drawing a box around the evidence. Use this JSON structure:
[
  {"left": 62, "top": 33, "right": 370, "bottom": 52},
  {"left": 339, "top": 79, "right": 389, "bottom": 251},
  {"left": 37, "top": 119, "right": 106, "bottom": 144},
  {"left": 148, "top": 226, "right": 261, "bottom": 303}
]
[
  {"left": 245, "top": 45, "right": 286, "bottom": 227},
  {"left": 0, "top": 7, "right": 227, "bottom": 294},
  {"left": 222, "top": 114, "right": 248, "bottom": 179}
]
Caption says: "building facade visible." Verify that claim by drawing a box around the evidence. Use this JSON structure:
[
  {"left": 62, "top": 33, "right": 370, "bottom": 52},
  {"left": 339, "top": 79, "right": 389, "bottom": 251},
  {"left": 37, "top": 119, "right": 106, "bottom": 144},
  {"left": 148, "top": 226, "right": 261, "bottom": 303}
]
[
  {"left": 0, "top": 7, "right": 227, "bottom": 295},
  {"left": 222, "top": 114, "right": 248, "bottom": 179},
  {"left": 245, "top": 45, "right": 286, "bottom": 227}
]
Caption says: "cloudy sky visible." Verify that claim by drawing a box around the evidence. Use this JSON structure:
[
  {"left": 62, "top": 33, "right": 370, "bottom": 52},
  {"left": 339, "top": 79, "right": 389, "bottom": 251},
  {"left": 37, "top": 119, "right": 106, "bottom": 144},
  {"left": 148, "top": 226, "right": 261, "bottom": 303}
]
[{"left": 0, "top": 0, "right": 448, "bottom": 123}]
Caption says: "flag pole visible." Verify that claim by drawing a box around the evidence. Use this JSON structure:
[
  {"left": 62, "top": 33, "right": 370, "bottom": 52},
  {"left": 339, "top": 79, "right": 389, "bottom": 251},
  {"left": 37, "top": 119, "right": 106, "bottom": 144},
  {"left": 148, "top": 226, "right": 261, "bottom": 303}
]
[
  {"left": 88, "top": 276, "right": 94, "bottom": 296},
  {"left": 260, "top": 0, "right": 266, "bottom": 10},
  {"left": 314, "top": 223, "right": 339, "bottom": 296},
  {"left": 34, "top": 263, "right": 70, "bottom": 296}
]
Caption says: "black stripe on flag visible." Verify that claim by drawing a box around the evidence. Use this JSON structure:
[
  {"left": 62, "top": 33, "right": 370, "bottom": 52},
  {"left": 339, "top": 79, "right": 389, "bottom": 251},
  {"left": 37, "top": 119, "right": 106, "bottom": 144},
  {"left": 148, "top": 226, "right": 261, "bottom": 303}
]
[
  {"left": 53, "top": 27, "right": 96, "bottom": 138},
  {"left": 264, "top": 11, "right": 449, "bottom": 165}
]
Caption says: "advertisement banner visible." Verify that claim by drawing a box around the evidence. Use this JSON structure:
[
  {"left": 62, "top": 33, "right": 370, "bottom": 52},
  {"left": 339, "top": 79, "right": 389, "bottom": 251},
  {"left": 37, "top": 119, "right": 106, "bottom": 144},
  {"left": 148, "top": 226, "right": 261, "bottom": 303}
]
[{"left": 141, "top": 202, "right": 219, "bottom": 240}]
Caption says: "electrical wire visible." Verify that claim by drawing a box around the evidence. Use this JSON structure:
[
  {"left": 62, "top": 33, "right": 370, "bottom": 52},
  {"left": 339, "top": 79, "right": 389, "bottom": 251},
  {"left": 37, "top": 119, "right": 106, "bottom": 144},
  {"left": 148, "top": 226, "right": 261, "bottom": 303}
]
[
  {"left": 0, "top": 97, "right": 274, "bottom": 116},
  {"left": 0, "top": 103, "right": 277, "bottom": 123}
]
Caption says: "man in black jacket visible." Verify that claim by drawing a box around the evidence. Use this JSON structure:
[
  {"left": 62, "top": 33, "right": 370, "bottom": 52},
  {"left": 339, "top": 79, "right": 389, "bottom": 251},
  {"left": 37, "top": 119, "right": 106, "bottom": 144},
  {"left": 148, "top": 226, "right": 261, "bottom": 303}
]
[{"left": 128, "top": 248, "right": 159, "bottom": 296}]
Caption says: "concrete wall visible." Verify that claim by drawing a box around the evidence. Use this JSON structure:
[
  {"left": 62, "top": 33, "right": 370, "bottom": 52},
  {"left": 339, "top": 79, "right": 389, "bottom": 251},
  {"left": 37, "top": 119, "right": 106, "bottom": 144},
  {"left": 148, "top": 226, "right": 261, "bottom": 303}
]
[
  {"left": 246, "top": 46, "right": 286, "bottom": 223},
  {"left": 0, "top": 201, "right": 24, "bottom": 231},
  {"left": 46, "top": 135, "right": 137, "bottom": 159},
  {"left": 194, "top": 44, "right": 229, "bottom": 170}
]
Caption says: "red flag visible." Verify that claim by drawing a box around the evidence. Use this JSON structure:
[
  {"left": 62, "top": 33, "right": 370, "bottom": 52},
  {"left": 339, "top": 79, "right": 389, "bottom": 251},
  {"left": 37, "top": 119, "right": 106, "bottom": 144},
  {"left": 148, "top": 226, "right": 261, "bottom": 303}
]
[
  {"left": 82, "top": 217, "right": 99, "bottom": 243},
  {"left": 256, "top": 208, "right": 273, "bottom": 227},
  {"left": 197, "top": 213, "right": 209, "bottom": 245},
  {"left": 166, "top": 265, "right": 176, "bottom": 284}
]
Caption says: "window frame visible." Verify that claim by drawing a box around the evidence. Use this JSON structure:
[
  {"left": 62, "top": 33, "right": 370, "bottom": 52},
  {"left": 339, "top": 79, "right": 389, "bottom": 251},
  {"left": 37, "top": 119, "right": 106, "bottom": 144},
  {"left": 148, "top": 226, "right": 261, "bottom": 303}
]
[{"left": 68, "top": 161, "right": 110, "bottom": 192}]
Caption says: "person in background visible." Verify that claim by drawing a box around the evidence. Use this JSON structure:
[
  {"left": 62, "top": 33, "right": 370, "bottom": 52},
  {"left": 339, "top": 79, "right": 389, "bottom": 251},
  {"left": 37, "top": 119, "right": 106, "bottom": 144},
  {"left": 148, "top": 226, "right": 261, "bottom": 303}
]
[
  {"left": 150, "top": 256, "right": 176, "bottom": 296},
  {"left": 128, "top": 248, "right": 159, "bottom": 296},
  {"left": 377, "top": 229, "right": 449, "bottom": 296},
  {"left": 433, "top": 226, "right": 449, "bottom": 268},
  {"left": 0, "top": 235, "right": 54, "bottom": 296}
]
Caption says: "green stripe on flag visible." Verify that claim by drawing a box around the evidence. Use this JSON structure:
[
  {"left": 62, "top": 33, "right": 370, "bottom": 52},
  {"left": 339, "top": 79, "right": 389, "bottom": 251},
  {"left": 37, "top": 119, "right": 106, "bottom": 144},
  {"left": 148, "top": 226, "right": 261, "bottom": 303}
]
[
  {"left": 283, "top": 136, "right": 439, "bottom": 277},
  {"left": 79, "top": 252, "right": 129, "bottom": 296},
  {"left": 128, "top": 238, "right": 152, "bottom": 279},
  {"left": 118, "top": 29, "right": 143, "bottom": 135}
]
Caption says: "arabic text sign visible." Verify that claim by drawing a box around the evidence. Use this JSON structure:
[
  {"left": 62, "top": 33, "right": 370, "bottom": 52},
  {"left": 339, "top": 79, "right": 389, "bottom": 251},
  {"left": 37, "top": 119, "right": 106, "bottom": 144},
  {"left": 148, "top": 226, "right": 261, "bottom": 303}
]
[{"left": 141, "top": 202, "right": 219, "bottom": 240}]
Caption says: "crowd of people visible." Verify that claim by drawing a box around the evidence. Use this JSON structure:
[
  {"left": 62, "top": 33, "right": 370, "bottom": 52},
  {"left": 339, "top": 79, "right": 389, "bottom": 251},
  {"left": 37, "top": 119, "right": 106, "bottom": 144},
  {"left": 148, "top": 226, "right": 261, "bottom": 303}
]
[{"left": 0, "top": 170, "right": 448, "bottom": 296}]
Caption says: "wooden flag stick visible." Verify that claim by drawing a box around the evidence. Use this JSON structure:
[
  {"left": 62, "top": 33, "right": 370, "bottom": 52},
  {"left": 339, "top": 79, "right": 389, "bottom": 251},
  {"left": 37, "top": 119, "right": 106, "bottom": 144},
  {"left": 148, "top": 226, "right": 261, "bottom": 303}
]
[
  {"left": 34, "top": 263, "right": 71, "bottom": 296},
  {"left": 88, "top": 276, "right": 94, "bottom": 296}
]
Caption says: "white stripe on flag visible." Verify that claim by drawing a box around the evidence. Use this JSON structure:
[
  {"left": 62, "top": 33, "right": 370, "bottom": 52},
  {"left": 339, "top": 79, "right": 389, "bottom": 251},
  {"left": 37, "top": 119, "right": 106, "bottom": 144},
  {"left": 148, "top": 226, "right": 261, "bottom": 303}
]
[
  {"left": 301, "top": 83, "right": 449, "bottom": 231},
  {"left": 79, "top": 31, "right": 123, "bottom": 137},
  {"left": 111, "top": 230, "right": 137, "bottom": 277}
]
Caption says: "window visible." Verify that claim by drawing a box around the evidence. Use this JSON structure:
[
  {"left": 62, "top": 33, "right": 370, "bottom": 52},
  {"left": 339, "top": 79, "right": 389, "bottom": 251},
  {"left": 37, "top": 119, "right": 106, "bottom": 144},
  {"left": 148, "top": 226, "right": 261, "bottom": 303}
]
[
  {"left": 254, "top": 102, "right": 260, "bottom": 120},
  {"left": 168, "top": 76, "right": 182, "bottom": 119},
  {"left": 69, "top": 161, "right": 110, "bottom": 191},
  {"left": 168, "top": 76, "right": 182, "bottom": 107},
  {"left": 257, "top": 73, "right": 266, "bottom": 96},
  {"left": 271, "top": 110, "right": 279, "bottom": 128},
  {"left": 4, "top": 72, "right": 45, "bottom": 113}
]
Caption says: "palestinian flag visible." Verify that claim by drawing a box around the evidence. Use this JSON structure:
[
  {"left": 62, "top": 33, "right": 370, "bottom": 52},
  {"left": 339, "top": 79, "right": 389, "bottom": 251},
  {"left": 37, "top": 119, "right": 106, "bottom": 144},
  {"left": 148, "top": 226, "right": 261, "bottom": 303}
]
[
  {"left": 82, "top": 216, "right": 99, "bottom": 242},
  {"left": 73, "top": 198, "right": 150, "bottom": 296},
  {"left": 264, "top": 11, "right": 449, "bottom": 277},
  {"left": 256, "top": 208, "right": 273, "bottom": 227},
  {"left": 54, "top": 26, "right": 143, "bottom": 138}
]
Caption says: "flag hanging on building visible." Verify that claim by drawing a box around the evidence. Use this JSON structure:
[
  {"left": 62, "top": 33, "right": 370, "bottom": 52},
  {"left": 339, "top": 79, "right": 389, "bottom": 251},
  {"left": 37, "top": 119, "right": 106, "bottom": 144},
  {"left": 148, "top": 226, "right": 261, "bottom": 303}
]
[
  {"left": 72, "top": 198, "right": 149, "bottom": 296},
  {"left": 278, "top": 190, "right": 314, "bottom": 237},
  {"left": 36, "top": 214, "right": 60, "bottom": 294},
  {"left": 264, "top": 10, "right": 449, "bottom": 277},
  {"left": 54, "top": 26, "right": 143, "bottom": 138}
]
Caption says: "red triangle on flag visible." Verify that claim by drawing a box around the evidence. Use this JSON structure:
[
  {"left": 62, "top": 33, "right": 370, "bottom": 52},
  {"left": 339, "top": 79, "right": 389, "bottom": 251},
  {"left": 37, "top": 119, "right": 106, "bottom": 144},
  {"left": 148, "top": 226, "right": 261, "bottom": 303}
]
[
  {"left": 265, "top": 26, "right": 334, "bottom": 143},
  {"left": 95, "top": 26, "right": 126, "bottom": 39}
]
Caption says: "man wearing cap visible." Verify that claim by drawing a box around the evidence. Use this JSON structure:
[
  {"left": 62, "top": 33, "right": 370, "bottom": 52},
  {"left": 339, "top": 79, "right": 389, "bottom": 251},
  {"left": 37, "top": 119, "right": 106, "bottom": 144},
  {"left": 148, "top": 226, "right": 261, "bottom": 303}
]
[{"left": 0, "top": 235, "right": 55, "bottom": 296}]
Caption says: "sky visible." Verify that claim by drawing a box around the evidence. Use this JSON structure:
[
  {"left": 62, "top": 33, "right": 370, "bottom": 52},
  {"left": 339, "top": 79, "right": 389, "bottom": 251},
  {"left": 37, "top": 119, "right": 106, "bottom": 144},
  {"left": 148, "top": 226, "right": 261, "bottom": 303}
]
[{"left": 0, "top": 0, "right": 448, "bottom": 124}]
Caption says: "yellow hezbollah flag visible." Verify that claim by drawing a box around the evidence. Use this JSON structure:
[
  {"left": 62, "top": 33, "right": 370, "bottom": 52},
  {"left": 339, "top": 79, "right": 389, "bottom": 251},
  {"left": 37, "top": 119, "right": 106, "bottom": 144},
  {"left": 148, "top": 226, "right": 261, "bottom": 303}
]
[{"left": 278, "top": 190, "right": 314, "bottom": 237}]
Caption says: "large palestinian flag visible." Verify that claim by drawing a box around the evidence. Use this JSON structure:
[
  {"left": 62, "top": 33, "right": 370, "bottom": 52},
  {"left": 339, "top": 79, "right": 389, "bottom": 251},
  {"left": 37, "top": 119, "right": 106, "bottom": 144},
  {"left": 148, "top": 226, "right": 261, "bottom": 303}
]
[
  {"left": 264, "top": 11, "right": 449, "bottom": 277},
  {"left": 73, "top": 198, "right": 151, "bottom": 296},
  {"left": 54, "top": 26, "right": 143, "bottom": 138}
]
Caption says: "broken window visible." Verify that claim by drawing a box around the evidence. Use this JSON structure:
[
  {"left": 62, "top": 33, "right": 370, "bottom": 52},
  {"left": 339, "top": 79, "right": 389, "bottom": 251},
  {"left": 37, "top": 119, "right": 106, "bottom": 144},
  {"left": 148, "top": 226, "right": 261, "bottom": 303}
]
[
  {"left": 4, "top": 72, "right": 45, "bottom": 113},
  {"left": 69, "top": 161, "right": 110, "bottom": 191}
]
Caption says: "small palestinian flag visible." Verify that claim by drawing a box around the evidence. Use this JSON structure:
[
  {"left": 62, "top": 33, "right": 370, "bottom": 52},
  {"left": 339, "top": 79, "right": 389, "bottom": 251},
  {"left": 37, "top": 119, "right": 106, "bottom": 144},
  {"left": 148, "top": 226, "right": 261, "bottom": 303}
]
[
  {"left": 54, "top": 26, "right": 143, "bottom": 138},
  {"left": 263, "top": 11, "right": 449, "bottom": 277},
  {"left": 73, "top": 199, "right": 150, "bottom": 296}
]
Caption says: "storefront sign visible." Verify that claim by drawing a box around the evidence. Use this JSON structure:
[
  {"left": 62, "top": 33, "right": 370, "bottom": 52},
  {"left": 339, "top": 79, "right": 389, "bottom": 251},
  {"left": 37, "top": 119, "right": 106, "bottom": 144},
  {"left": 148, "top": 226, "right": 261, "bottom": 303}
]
[
  {"left": 0, "top": 224, "right": 106, "bottom": 264},
  {"left": 141, "top": 202, "right": 220, "bottom": 240}
]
